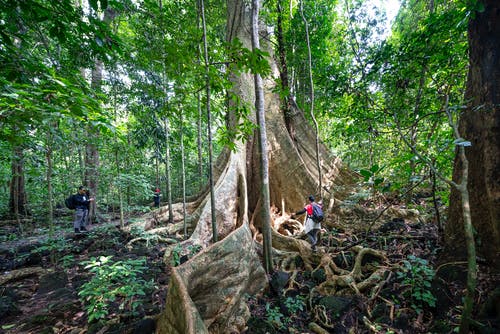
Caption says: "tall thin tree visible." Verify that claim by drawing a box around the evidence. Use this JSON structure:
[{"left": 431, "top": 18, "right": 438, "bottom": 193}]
[
  {"left": 200, "top": 0, "right": 217, "bottom": 242},
  {"left": 299, "top": 0, "right": 322, "bottom": 198},
  {"left": 180, "top": 103, "right": 187, "bottom": 236},
  {"left": 252, "top": 0, "right": 272, "bottom": 273}
]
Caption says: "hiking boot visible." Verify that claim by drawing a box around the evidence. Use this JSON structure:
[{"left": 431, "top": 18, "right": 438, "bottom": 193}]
[
  {"left": 74, "top": 228, "right": 81, "bottom": 233},
  {"left": 80, "top": 226, "right": 87, "bottom": 232}
]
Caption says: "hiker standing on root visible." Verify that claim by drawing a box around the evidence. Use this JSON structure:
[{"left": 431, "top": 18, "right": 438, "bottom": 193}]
[
  {"left": 74, "top": 186, "right": 93, "bottom": 233},
  {"left": 291, "top": 195, "right": 322, "bottom": 251}
]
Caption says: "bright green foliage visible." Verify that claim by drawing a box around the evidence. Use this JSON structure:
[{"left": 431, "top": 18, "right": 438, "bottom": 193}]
[
  {"left": 397, "top": 255, "right": 437, "bottom": 313},
  {"left": 293, "top": 0, "right": 470, "bottom": 203},
  {"left": 59, "top": 254, "right": 75, "bottom": 268},
  {"left": 78, "top": 256, "right": 155, "bottom": 323},
  {"left": 359, "top": 164, "right": 388, "bottom": 194},
  {"left": 32, "top": 236, "right": 72, "bottom": 254},
  {"left": 0, "top": 0, "right": 477, "bottom": 230}
]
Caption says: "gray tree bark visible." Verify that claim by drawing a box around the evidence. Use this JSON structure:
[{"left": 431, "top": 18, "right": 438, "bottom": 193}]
[{"left": 445, "top": 0, "right": 500, "bottom": 270}]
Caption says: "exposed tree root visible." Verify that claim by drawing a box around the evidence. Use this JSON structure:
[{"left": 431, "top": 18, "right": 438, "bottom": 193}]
[
  {"left": 312, "top": 304, "right": 335, "bottom": 330},
  {"left": 127, "top": 236, "right": 178, "bottom": 247},
  {"left": 308, "top": 321, "right": 331, "bottom": 334},
  {"left": 155, "top": 224, "right": 266, "bottom": 334}
]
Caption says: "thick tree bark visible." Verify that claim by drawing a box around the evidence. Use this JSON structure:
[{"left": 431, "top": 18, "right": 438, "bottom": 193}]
[
  {"left": 445, "top": 0, "right": 500, "bottom": 270},
  {"left": 156, "top": 0, "right": 355, "bottom": 331}
]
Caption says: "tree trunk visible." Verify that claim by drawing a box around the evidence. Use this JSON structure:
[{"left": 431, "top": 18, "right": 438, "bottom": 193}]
[
  {"left": 200, "top": 0, "right": 218, "bottom": 241},
  {"left": 85, "top": 7, "right": 116, "bottom": 224},
  {"left": 445, "top": 0, "right": 500, "bottom": 270},
  {"left": 164, "top": 117, "right": 174, "bottom": 224},
  {"left": 156, "top": 0, "right": 354, "bottom": 331},
  {"left": 46, "top": 129, "right": 54, "bottom": 236},
  {"left": 251, "top": 0, "right": 272, "bottom": 274},
  {"left": 180, "top": 108, "right": 187, "bottom": 235},
  {"left": 275, "top": 0, "right": 292, "bottom": 130},
  {"left": 85, "top": 56, "right": 102, "bottom": 225},
  {"left": 9, "top": 146, "right": 29, "bottom": 219},
  {"left": 299, "top": 0, "right": 322, "bottom": 198}
]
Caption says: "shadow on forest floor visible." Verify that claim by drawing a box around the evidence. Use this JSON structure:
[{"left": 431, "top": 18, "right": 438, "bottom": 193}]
[{"left": 0, "top": 200, "right": 499, "bottom": 334}]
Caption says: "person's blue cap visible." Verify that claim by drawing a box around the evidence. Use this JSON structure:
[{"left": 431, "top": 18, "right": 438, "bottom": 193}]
[{"left": 308, "top": 195, "right": 314, "bottom": 202}]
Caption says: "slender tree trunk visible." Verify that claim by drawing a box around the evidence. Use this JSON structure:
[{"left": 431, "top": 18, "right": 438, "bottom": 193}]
[
  {"left": 252, "top": 0, "right": 272, "bottom": 273},
  {"left": 180, "top": 108, "right": 187, "bottom": 236},
  {"left": 46, "top": 129, "right": 54, "bottom": 237},
  {"left": 408, "top": 66, "right": 427, "bottom": 199},
  {"left": 196, "top": 0, "right": 204, "bottom": 190},
  {"left": 9, "top": 146, "right": 29, "bottom": 223},
  {"left": 299, "top": 0, "right": 322, "bottom": 198},
  {"left": 200, "top": 0, "right": 217, "bottom": 242},
  {"left": 276, "top": 0, "right": 291, "bottom": 130},
  {"left": 164, "top": 117, "right": 173, "bottom": 224},
  {"left": 86, "top": 58, "right": 102, "bottom": 225},
  {"left": 455, "top": 158, "right": 475, "bottom": 334},
  {"left": 119, "top": 188, "right": 124, "bottom": 229},
  {"left": 430, "top": 168, "right": 442, "bottom": 234},
  {"left": 197, "top": 91, "right": 204, "bottom": 190},
  {"left": 155, "top": 151, "right": 160, "bottom": 188},
  {"left": 85, "top": 7, "right": 116, "bottom": 224}
]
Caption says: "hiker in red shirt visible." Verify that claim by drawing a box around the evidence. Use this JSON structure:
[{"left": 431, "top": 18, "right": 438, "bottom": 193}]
[{"left": 292, "top": 195, "right": 322, "bottom": 251}]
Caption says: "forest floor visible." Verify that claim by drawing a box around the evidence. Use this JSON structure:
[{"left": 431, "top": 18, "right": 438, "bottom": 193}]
[{"left": 0, "top": 195, "right": 499, "bottom": 334}]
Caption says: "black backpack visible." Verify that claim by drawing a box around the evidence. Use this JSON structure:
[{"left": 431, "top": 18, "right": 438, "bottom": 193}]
[
  {"left": 311, "top": 203, "right": 324, "bottom": 223},
  {"left": 65, "top": 195, "right": 76, "bottom": 210}
]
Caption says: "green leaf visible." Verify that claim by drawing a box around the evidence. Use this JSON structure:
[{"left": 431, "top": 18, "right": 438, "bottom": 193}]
[{"left": 359, "top": 169, "right": 372, "bottom": 180}]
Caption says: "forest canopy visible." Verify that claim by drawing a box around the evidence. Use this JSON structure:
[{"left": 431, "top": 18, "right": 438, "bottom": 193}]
[
  {"left": 1, "top": 0, "right": 499, "bottom": 333},
  {"left": 0, "top": 0, "right": 468, "bottom": 220}
]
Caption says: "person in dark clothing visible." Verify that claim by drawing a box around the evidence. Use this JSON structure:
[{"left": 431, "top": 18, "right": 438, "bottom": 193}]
[
  {"left": 291, "top": 195, "right": 322, "bottom": 251},
  {"left": 73, "top": 186, "right": 93, "bottom": 233},
  {"left": 153, "top": 188, "right": 161, "bottom": 208}
]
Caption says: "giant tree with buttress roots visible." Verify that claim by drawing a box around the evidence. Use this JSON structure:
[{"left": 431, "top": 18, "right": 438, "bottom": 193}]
[{"left": 143, "top": 1, "right": 380, "bottom": 332}]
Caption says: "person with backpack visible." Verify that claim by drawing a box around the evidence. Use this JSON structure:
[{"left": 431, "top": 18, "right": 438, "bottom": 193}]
[
  {"left": 153, "top": 188, "right": 161, "bottom": 208},
  {"left": 291, "top": 195, "right": 323, "bottom": 251},
  {"left": 73, "top": 186, "right": 94, "bottom": 233}
]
